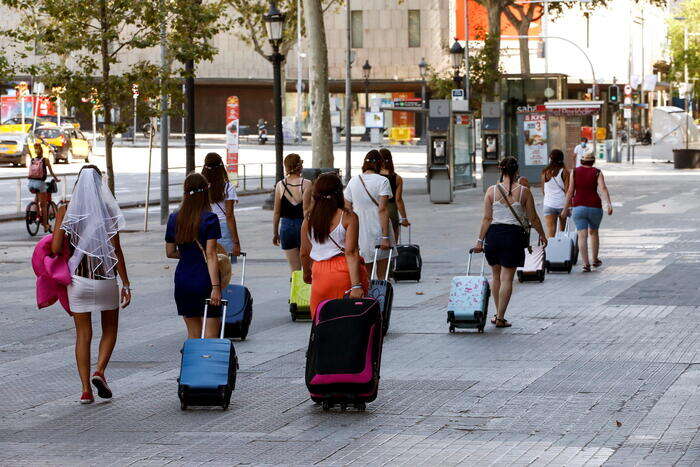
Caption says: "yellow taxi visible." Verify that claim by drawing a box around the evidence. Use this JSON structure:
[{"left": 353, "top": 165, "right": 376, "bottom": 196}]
[
  {"left": 65, "top": 128, "right": 92, "bottom": 162},
  {"left": 0, "top": 133, "right": 52, "bottom": 167},
  {"left": 34, "top": 126, "right": 72, "bottom": 163}
]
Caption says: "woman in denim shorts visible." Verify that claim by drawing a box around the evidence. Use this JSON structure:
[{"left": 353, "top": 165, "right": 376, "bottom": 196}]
[
  {"left": 273, "top": 154, "right": 311, "bottom": 271},
  {"left": 540, "top": 149, "right": 570, "bottom": 237},
  {"left": 561, "top": 152, "right": 613, "bottom": 272}
]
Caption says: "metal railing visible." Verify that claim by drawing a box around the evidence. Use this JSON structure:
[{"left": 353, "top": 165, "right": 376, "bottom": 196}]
[{"left": 1, "top": 162, "right": 275, "bottom": 217}]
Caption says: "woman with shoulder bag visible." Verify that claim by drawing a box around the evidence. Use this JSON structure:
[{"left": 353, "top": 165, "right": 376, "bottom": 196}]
[
  {"left": 473, "top": 157, "right": 546, "bottom": 327},
  {"left": 51, "top": 165, "right": 130, "bottom": 404},
  {"left": 201, "top": 152, "right": 241, "bottom": 256},
  {"left": 165, "top": 173, "right": 228, "bottom": 339},
  {"left": 343, "top": 150, "right": 393, "bottom": 279}
]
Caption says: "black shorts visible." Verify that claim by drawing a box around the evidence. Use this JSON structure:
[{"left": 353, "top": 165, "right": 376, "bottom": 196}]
[{"left": 484, "top": 224, "right": 525, "bottom": 268}]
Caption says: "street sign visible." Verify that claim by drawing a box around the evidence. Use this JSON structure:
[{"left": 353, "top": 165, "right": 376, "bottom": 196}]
[
  {"left": 393, "top": 97, "right": 422, "bottom": 108},
  {"left": 132, "top": 84, "right": 139, "bottom": 98},
  {"left": 454, "top": 114, "right": 471, "bottom": 125},
  {"left": 623, "top": 108, "right": 631, "bottom": 119},
  {"left": 225, "top": 96, "right": 239, "bottom": 185},
  {"left": 624, "top": 96, "right": 632, "bottom": 106},
  {"left": 451, "top": 89, "right": 465, "bottom": 101},
  {"left": 624, "top": 84, "right": 632, "bottom": 96}
]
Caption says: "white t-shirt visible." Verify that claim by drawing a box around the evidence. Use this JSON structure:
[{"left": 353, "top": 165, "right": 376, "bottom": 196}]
[
  {"left": 211, "top": 182, "right": 238, "bottom": 222},
  {"left": 574, "top": 143, "right": 590, "bottom": 167},
  {"left": 344, "top": 173, "right": 394, "bottom": 262}
]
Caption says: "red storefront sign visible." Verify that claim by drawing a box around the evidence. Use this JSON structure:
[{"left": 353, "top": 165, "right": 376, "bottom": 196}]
[{"left": 225, "top": 96, "right": 239, "bottom": 184}]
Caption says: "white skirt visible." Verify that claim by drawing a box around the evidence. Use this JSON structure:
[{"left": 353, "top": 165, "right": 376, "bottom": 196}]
[{"left": 67, "top": 275, "right": 119, "bottom": 313}]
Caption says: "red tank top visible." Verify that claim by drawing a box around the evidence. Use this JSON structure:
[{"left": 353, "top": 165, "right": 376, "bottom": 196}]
[{"left": 572, "top": 166, "right": 602, "bottom": 208}]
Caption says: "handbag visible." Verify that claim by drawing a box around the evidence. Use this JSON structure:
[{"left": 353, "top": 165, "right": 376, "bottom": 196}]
[
  {"left": 496, "top": 184, "right": 531, "bottom": 251},
  {"left": 195, "top": 239, "right": 232, "bottom": 288},
  {"left": 46, "top": 178, "right": 58, "bottom": 194}
]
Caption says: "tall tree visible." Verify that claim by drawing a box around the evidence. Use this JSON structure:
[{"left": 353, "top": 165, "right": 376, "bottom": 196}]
[
  {"left": 668, "top": 1, "right": 700, "bottom": 95},
  {"left": 1, "top": 0, "right": 225, "bottom": 193},
  {"left": 503, "top": 2, "right": 542, "bottom": 75},
  {"left": 302, "top": 0, "right": 333, "bottom": 168}
]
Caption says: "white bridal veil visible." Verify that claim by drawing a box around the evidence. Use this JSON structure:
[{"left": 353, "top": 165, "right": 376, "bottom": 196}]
[{"left": 62, "top": 168, "right": 125, "bottom": 278}]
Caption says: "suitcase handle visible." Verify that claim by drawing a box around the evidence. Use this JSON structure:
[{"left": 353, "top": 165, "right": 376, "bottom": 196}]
[
  {"left": 229, "top": 252, "right": 247, "bottom": 286},
  {"left": 371, "top": 245, "right": 393, "bottom": 281},
  {"left": 203, "top": 299, "right": 229, "bottom": 339},
  {"left": 399, "top": 224, "right": 411, "bottom": 244},
  {"left": 466, "top": 249, "right": 486, "bottom": 276}
]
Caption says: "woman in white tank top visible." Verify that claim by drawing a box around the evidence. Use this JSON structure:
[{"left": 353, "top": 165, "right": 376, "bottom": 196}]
[
  {"left": 300, "top": 173, "right": 369, "bottom": 318},
  {"left": 540, "top": 149, "right": 570, "bottom": 238}
]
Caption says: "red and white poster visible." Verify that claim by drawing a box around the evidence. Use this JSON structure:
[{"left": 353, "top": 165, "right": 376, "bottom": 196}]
[
  {"left": 225, "top": 96, "right": 239, "bottom": 185},
  {"left": 523, "top": 113, "right": 547, "bottom": 166}
]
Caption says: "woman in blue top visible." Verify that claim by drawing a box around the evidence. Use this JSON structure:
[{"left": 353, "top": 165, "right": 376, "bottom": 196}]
[{"left": 165, "top": 173, "right": 223, "bottom": 338}]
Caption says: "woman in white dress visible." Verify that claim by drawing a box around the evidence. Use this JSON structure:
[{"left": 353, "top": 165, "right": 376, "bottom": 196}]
[
  {"left": 344, "top": 150, "right": 393, "bottom": 278},
  {"left": 52, "top": 165, "right": 131, "bottom": 404}
]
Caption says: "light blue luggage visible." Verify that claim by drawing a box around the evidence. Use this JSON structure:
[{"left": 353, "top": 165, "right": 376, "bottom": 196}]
[{"left": 447, "top": 249, "right": 490, "bottom": 333}]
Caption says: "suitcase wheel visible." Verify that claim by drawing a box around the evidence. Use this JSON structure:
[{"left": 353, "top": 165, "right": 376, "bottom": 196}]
[
  {"left": 478, "top": 326, "right": 484, "bottom": 333},
  {"left": 517, "top": 271, "right": 524, "bottom": 283},
  {"left": 322, "top": 401, "right": 331, "bottom": 411},
  {"left": 449, "top": 325, "right": 455, "bottom": 333},
  {"left": 538, "top": 270, "right": 545, "bottom": 282},
  {"left": 340, "top": 403, "right": 347, "bottom": 412},
  {"left": 354, "top": 402, "right": 366, "bottom": 412},
  {"left": 565, "top": 261, "right": 572, "bottom": 273},
  {"left": 290, "top": 303, "right": 297, "bottom": 321},
  {"left": 180, "top": 401, "right": 187, "bottom": 411}
]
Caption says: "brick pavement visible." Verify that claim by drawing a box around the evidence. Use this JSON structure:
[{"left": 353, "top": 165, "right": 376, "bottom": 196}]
[{"left": 0, "top": 158, "right": 698, "bottom": 465}]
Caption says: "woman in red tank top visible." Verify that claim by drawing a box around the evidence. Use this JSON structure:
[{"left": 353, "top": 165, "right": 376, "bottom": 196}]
[{"left": 561, "top": 152, "right": 613, "bottom": 272}]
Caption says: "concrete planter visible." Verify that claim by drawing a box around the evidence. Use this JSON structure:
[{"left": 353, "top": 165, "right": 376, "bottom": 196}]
[{"left": 673, "top": 149, "right": 700, "bottom": 169}]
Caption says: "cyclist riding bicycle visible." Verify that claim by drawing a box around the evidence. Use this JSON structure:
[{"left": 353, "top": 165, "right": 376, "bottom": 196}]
[{"left": 28, "top": 143, "right": 60, "bottom": 233}]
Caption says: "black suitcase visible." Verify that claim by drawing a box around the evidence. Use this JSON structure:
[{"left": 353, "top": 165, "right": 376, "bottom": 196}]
[
  {"left": 178, "top": 299, "right": 239, "bottom": 410},
  {"left": 391, "top": 226, "right": 422, "bottom": 282},
  {"left": 367, "top": 246, "right": 394, "bottom": 336},
  {"left": 305, "top": 298, "right": 383, "bottom": 412}
]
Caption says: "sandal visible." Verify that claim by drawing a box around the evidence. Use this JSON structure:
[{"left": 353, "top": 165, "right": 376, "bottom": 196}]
[
  {"left": 593, "top": 259, "right": 603, "bottom": 268},
  {"left": 582, "top": 264, "right": 592, "bottom": 273},
  {"left": 491, "top": 317, "right": 508, "bottom": 325},
  {"left": 494, "top": 318, "right": 512, "bottom": 328}
]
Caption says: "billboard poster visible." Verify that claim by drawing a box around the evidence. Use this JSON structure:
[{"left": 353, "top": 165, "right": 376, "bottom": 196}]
[
  {"left": 523, "top": 113, "right": 547, "bottom": 166},
  {"left": 1, "top": 96, "right": 56, "bottom": 123},
  {"left": 225, "top": 96, "right": 239, "bottom": 185},
  {"left": 455, "top": 0, "right": 541, "bottom": 41}
]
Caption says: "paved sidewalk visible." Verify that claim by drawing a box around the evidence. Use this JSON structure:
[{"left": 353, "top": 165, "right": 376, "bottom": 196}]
[{"left": 0, "top": 158, "right": 698, "bottom": 465}]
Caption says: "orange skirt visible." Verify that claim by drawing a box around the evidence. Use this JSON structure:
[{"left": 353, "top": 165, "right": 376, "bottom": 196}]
[{"left": 310, "top": 255, "right": 369, "bottom": 319}]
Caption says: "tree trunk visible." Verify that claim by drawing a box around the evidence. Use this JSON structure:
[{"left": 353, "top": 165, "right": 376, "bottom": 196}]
[
  {"left": 484, "top": 1, "right": 502, "bottom": 99},
  {"left": 518, "top": 21, "right": 531, "bottom": 75},
  {"left": 100, "top": 0, "right": 115, "bottom": 194},
  {"left": 302, "top": 0, "right": 333, "bottom": 168}
]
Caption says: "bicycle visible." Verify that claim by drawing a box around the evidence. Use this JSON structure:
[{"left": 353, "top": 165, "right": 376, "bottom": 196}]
[{"left": 26, "top": 179, "right": 59, "bottom": 236}]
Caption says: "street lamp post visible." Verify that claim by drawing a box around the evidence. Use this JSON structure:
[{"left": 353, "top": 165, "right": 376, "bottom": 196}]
[
  {"left": 361, "top": 60, "right": 371, "bottom": 142},
  {"left": 418, "top": 58, "right": 428, "bottom": 145},
  {"left": 450, "top": 39, "right": 464, "bottom": 88},
  {"left": 263, "top": 1, "right": 286, "bottom": 210}
]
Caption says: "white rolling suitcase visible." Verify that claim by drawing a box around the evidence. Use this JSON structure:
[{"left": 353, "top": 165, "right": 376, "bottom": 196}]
[
  {"left": 544, "top": 219, "right": 576, "bottom": 273},
  {"left": 517, "top": 245, "right": 546, "bottom": 282}
]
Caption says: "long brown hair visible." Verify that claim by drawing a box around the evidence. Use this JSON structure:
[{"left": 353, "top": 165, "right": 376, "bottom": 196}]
[
  {"left": 201, "top": 152, "right": 228, "bottom": 204},
  {"left": 284, "top": 153, "right": 303, "bottom": 175},
  {"left": 175, "top": 173, "right": 211, "bottom": 244},
  {"left": 543, "top": 149, "right": 565, "bottom": 180},
  {"left": 362, "top": 149, "right": 382, "bottom": 173},
  {"left": 308, "top": 173, "right": 345, "bottom": 243},
  {"left": 378, "top": 148, "right": 395, "bottom": 175}
]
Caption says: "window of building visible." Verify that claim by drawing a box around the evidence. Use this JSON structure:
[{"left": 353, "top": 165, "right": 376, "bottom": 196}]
[
  {"left": 408, "top": 10, "right": 421, "bottom": 48},
  {"left": 351, "top": 10, "right": 363, "bottom": 48}
]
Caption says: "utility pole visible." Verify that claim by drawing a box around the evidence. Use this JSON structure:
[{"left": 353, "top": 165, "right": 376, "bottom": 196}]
[
  {"left": 295, "top": 0, "right": 303, "bottom": 143},
  {"left": 463, "top": 0, "right": 470, "bottom": 108},
  {"left": 160, "top": 16, "right": 170, "bottom": 225},
  {"left": 184, "top": 58, "right": 195, "bottom": 174},
  {"left": 344, "top": 0, "right": 352, "bottom": 184}
]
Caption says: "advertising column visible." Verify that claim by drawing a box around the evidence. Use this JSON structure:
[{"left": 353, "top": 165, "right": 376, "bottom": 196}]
[
  {"left": 225, "top": 96, "right": 240, "bottom": 185},
  {"left": 523, "top": 113, "right": 548, "bottom": 166}
]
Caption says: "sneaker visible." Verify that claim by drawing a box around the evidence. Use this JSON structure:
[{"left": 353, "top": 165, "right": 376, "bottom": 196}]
[
  {"left": 80, "top": 392, "right": 94, "bottom": 404},
  {"left": 91, "top": 371, "right": 113, "bottom": 400}
]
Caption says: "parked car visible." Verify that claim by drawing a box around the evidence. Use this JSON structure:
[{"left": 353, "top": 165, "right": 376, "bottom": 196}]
[
  {"left": 0, "top": 133, "right": 53, "bottom": 167},
  {"left": 38, "top": 115, "right": 81, "bottom": 129},
  {"left": 65, "top": 128, "right": 92, "bottom": 162},
  {"left": 34, "top": 126, "right": 74, "bottom": 163}
]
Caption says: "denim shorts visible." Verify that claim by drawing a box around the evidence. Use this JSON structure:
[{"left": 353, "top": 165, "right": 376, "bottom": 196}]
[
  {"left": 28, "top": 179, "right": 47, "bottom": 193},
  {"left": 218, "top": 221, "right": 233, "bottom": 253},
  {"left": 572, "top": 206, "right": 603, "bottom": 231},
  {"left": 543, "top": 205, "right": 563, "bottom": 217},
  {"left": 280, "top": 217, "right": 303, "bottom": 250}
]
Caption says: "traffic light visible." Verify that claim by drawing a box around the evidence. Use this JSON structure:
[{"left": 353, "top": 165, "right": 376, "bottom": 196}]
[{"left": 609, "top": 85, "right": 619, "bottom": 104}]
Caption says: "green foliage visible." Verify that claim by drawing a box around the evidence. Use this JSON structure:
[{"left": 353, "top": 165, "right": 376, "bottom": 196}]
[
  {"left": 668, "top": 1, "right": 700, "bottom": 95},
  {"left": 427, "top": 33, "right": 504, "bottom": 115}
]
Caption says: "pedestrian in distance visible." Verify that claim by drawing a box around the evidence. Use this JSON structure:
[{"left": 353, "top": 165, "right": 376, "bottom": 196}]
[
  {"left": 574, "top": 137, "right": 591, "bottom": 167},
  {"left": 300, "top": 173, "right": 368, "bottom": 318},
  {"left": 165, "top": 173, "right": 226, "bottom": 339},
  {"left": 27, "top": 143, "right": 60, "bottom": 233},
  {"left": 560, "top": 152, "right": 613, "bottom": 272},
  {"left": 474, "top": 157, "right": 547, "bottom": 328},
  {"left": 273, "top": 153, "right": 312, "bottom": 271},
  {"left": 201, "top": 153, "right": 241, "bottom": 256},
  {"left": 344, "top": 150, "right": 393, "bottom": 279},
  {"left": 378, "top": 148, "right": 410, "bottom": 241},
  {"left": 540, "top": 149, "right": 570, "bottom": 238},
  {"left": 51, "top": 165, "right": 131, "bottom": 404}
]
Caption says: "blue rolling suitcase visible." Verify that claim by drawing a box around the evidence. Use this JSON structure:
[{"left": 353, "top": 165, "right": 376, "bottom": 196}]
[
  {"left": 367, "top": 246, "right": 394, "bottom": 336},
  {"left": 222, "top": 253, "right": 253, "bottom": 340},
  {"left": 178, "top": 299, "right": 238, "bottom": 410},
  {"left": 446, "top": 249, "right": 490, "bottom": 333}
]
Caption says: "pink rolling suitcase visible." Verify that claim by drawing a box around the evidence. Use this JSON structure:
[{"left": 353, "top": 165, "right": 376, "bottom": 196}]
[{"left": 305, "top": 297, "right": 382, "bottom": 412}]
